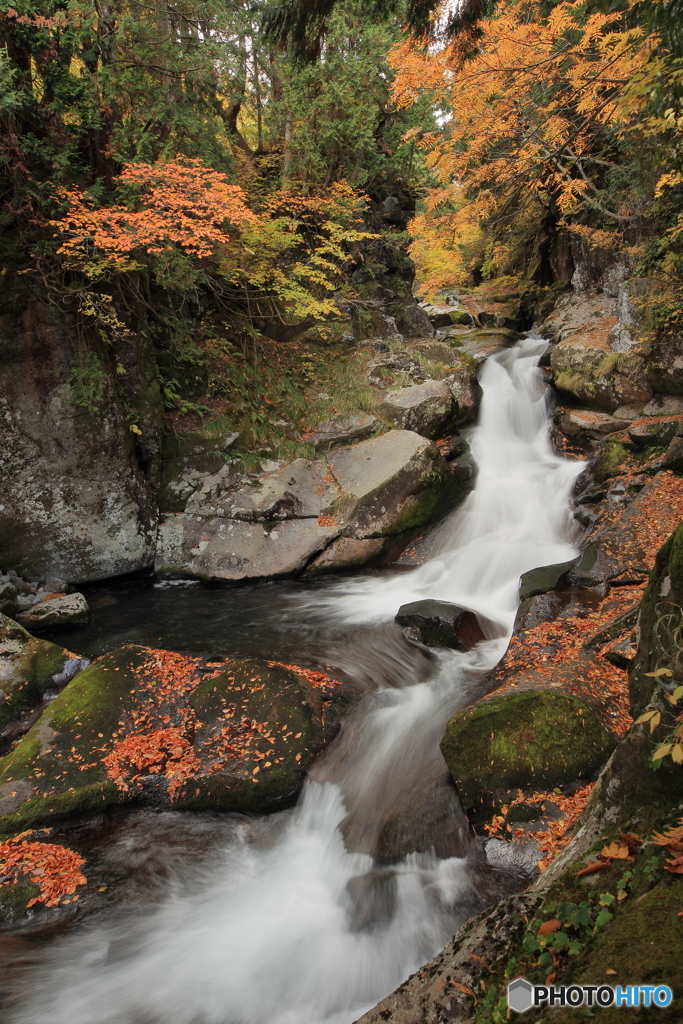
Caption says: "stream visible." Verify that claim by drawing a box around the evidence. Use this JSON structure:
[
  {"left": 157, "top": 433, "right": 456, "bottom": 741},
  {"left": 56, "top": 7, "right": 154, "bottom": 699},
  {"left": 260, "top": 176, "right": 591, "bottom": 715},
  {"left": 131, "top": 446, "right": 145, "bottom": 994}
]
[{"left": 8, "top": 337, "right": 585, "bottom": 1024}]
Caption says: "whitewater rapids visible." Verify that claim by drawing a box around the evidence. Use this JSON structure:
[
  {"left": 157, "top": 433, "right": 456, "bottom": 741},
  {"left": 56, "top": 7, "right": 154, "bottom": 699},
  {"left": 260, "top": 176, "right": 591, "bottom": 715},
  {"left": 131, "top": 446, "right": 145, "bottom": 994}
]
[{"left": 9, "top": 337, "right": 584, "bottom": 1024}]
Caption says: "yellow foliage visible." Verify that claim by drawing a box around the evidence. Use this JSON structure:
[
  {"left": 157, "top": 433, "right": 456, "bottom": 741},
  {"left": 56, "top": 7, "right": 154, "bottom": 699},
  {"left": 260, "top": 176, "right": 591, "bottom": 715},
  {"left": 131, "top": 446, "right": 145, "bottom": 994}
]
[{"left": 390, "top": 0, "right": 654, "bottom": 291}]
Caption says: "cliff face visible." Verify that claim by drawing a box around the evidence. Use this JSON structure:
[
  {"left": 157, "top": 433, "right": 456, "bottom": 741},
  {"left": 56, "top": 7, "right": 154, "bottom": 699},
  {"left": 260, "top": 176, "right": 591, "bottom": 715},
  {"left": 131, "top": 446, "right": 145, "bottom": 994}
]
[{"left": 0, "top": 293, "right": 159, "bottom": 584}]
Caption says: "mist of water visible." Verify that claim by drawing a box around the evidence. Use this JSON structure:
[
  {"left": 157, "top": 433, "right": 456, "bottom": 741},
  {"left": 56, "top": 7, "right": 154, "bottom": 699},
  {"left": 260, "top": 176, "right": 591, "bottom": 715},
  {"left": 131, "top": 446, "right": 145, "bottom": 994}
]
[{"left": 9, "top": 337, "right": 584, "bottom": 1024}]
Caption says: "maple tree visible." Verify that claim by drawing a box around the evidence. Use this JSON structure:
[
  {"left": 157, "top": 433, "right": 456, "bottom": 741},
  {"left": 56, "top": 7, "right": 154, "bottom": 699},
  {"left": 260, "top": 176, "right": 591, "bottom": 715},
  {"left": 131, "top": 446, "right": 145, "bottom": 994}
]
[{"left": 389, "top": 0, "right": 656, "bottom": 292}]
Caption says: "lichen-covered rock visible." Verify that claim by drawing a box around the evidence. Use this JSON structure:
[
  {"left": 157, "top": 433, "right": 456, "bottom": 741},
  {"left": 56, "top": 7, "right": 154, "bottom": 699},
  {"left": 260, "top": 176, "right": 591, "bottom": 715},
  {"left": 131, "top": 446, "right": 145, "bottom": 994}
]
[
  {"left": 155, "top": 431, "right": 450, "bottom": 580},
  {"left": 0, "top": 645, "right": 343, "bottom": 835},
  {"left": 440, "top": 691, "right": 615, "bottom": 813},
  {"left": 155, "top": 516, "right": 342, "bottom": 581},
  {"left": 16, "top": 592, "right": 89, "bottom": 630},
  {"left": 379, "top": 381, "right": 456, "bottom": 438},
  {"left": 0, "top": 614, "right": 85, "bottom": 735},
  {"left": 0, "top": 299, "right": 159, "bottom": 584},
  {"left": 327, "top": 430, "right": 450, "bottom": 539},
  {"left": 558, "top": 409, "right": 628, "bottom": 440},
  {"left": 300, "top": 411, "right": 380, "bottom": 451},
  {"left": 158, "top": 430, "right": 242, "bottom": 514}
]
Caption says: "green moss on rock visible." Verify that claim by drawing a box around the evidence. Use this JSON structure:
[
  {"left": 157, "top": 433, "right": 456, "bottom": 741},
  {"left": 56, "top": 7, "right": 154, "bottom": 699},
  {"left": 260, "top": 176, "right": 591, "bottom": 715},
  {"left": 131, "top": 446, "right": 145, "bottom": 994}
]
[
  {"left": 440, "top": 690, "right": 616, "bottom": 812},
  {"left": 0, "top": 613, "right": 74, "bottom": 731}
]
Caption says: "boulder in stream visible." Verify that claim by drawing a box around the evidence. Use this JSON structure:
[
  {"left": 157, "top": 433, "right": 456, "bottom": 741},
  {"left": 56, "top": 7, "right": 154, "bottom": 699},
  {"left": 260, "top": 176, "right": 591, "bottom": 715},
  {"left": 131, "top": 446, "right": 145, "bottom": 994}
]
[
  {"left": 16, "top": 592, "right": 89, "bottom": 630},
  {"left": 440, "top": 690, "right": 615, "bottom": 814},
  {"left": 155, "top": 431, "right": 451, "bottom": 580},
  {"left": 395, "top": 599, "right": 486, "bottom": 650},
  {"left": 0, "top": 645, "right": 348, "bottom": 835}
]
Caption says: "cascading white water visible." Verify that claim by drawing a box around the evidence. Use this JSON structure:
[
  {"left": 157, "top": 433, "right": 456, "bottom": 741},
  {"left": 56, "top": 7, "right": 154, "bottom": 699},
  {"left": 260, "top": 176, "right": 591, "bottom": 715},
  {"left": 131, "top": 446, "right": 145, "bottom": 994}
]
[{"left": 10, "top": 338, "right": 585, "bottom": 1024}]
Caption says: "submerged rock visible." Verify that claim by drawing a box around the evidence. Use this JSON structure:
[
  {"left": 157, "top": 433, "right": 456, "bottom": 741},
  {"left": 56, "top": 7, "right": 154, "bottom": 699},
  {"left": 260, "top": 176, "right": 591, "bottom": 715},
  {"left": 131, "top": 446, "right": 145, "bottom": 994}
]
[
  {"left": 440, "top": 691, "right": 615, "bottom": 813},
  {"left": 0, "top": 645, "right": 347, "bottom": 834},
  {"left": 16, "top": 592, "right": 89, "bottom": 630}
]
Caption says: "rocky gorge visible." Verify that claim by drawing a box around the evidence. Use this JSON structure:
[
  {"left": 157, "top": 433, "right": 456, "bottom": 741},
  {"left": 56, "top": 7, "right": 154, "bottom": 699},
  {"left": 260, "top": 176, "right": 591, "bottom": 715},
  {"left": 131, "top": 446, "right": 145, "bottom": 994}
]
[{"left": 2, "top": 246, "right": 683, "bottom": 1022}]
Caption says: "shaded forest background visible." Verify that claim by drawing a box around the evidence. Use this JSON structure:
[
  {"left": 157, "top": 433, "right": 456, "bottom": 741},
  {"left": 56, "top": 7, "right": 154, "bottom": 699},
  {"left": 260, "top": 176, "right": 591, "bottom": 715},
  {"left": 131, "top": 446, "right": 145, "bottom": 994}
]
[{"left": 2, "top": 0, "right": 683, "bottom": 457}]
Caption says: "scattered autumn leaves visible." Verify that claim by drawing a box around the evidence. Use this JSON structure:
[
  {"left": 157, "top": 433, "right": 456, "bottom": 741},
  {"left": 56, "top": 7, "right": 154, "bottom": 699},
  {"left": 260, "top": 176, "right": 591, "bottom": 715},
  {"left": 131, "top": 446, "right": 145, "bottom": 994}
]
[
  {"left": 0, "top": 831, "right": 86, "bottom": 908},
  {"left": 484, "top": 785, "right": 595, "bottom": 871}
]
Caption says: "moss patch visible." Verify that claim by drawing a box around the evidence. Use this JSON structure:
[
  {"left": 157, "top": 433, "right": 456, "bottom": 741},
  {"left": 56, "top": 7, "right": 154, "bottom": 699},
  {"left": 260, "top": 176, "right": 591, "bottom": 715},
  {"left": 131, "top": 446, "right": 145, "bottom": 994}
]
[
  {"left": 0, "top": 613, "right": 73, "bottom": 731},
  {"left": 441, "top": 691, "right": 615, "bottom": 812}
]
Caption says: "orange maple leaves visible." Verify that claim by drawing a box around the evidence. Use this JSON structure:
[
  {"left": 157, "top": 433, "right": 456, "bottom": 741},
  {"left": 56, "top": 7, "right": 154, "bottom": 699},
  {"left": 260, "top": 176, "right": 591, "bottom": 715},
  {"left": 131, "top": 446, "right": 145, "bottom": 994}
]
[
  {"left": 0, "top": 834, "right": 86, "bottom": 907},
  {"left": 54, "top": 158, "right": 258, "bottom": 264},
  {"left": 103, "top": 727, "right": 201, "bottom": 800}
]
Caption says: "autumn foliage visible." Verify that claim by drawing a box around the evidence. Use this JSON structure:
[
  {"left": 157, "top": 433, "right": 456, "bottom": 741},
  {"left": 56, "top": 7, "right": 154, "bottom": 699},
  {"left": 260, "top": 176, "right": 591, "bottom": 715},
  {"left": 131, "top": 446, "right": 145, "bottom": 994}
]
[
  {"left": 55, "top": 159, "right": 258, "bottom": 264},
  {"left": 389, "top": 0, "right": 655, "bottom": 291}
]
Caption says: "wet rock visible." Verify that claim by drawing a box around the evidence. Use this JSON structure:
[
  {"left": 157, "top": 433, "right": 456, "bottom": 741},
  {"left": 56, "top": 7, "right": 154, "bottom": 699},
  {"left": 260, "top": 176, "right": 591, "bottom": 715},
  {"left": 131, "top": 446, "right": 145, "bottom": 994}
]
[
  {"left": 355, "top": 891, "right": 544, "bottom": 1024},
  {"left": 395, "top": 599, "right": 484, "bottom": 650},
  {"left": 16, "top": 593, "right": 89, "bottom": 630},
  {"left": 300, "top": 411, "right": 380, "bottom": 451},
  {"left": 0, "top": 613, "right": 85, "bottom": 735},
  {"left": 0, "top": 583, "right": 18, "bottom": 619},
  {"left": 628, "top": 418, "right": 680, "bottom": 447},
  {"left": 443, "top": 364, "right": 483, "bottom": 423},
  {"left": 0, "top": 646, "right": 336, "bottom": 834},
  {"left": 379, "top": 380, "right": 455, "bottom": 438},
  {"left": 518, "top": 560, "right": 578, "bottom": 600},
  {"left": 440, "top": 691, "right": 615, "bottom": 813}
]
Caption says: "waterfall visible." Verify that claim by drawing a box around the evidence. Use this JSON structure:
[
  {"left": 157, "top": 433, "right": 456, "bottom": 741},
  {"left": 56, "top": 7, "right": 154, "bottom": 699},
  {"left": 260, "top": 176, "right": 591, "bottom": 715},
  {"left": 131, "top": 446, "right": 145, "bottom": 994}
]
[{"left": 10, "top": 337, "right": 584, "bottom": 1024}]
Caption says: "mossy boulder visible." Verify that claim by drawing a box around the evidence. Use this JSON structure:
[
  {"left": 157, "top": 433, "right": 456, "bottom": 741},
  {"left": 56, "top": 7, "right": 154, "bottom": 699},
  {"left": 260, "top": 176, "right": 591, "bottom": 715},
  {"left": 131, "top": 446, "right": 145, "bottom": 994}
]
[
  {"left": 440, "top": 691, "right": 616, "bottom": 812},
  {"left": 0, "top": 613, "right": 82, "bottom": 734},
  {"left": 0, "top": 645, "right": 336, "bottom": 835}
]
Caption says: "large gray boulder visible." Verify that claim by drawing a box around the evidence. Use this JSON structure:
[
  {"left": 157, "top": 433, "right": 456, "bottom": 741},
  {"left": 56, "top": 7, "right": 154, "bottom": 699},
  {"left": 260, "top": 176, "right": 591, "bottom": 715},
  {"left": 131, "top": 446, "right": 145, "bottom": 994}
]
[
  {"left": 0, "top": 299, "right": 158, "bottom": 584},
  {"left": 156, "top": 431, "right": 450, "bottom": 580},
  {"left": 379, "top": 380, "right": 455, "bottom": 438}
]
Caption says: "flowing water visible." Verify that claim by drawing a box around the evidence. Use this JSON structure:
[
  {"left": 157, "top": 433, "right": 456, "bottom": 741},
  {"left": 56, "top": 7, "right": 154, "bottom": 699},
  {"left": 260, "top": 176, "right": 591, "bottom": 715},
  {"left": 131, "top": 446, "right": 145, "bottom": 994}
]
[{"left": 8, "top": 337, "right": 585, "bottom": 1024}]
